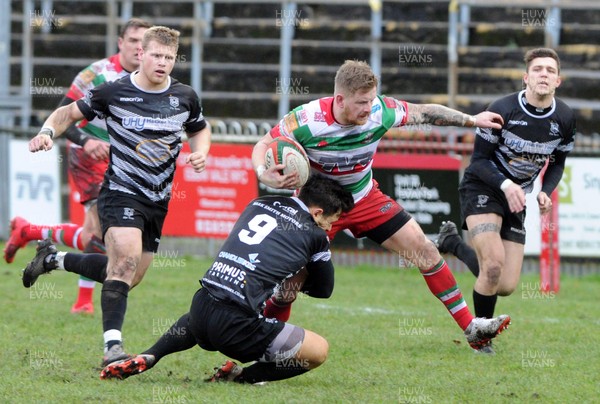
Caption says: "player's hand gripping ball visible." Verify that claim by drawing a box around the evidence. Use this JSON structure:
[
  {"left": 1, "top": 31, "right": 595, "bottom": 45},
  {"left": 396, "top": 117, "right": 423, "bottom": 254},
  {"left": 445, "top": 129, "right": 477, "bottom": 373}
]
[{"left": 265, "top": 137, "right": 310, "bottom": 187}]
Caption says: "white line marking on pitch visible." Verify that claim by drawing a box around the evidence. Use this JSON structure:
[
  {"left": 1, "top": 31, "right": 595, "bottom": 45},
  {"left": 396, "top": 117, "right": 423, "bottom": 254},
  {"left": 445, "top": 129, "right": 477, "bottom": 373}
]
[{"left": 311, "top": 302, "right": 425, "bottom": 316}]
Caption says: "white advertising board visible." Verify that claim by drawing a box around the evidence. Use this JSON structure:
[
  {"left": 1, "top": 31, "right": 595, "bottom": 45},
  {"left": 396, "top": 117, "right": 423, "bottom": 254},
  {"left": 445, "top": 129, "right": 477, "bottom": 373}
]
[
  {"left": 9, "top": 139, "right": 61, "bottom": 224},
  {"left": 555, "top": 157, "right": 600, "bottom": 257},
  {"left": 525, "top": 157, "right": 600, "bottom": 258}
]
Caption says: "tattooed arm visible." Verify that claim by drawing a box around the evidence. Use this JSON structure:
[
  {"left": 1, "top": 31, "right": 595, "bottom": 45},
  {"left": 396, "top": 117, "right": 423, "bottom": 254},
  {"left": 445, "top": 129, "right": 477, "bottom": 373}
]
[{"left": 405, "top": 103, "right": 504, "bottom": 129}]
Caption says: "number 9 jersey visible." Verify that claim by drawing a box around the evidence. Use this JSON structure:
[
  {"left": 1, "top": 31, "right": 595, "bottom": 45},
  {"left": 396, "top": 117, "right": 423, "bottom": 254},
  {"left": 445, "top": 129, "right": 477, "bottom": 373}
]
[{"left": 200, "top": 195, "right": 334, "bottom": 313}]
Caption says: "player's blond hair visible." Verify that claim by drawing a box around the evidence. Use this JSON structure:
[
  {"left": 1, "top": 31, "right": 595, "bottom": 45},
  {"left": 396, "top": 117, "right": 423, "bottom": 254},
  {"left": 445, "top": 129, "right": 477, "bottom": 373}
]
[
  {"left": 334, "top": 60, "right": 379, "bottom": 96},
  {"left": 142, "top": 26, "right": 180, "bottom": 52},
  {"left": 524, "top": 48, "right": 561, "bottom": 74}
]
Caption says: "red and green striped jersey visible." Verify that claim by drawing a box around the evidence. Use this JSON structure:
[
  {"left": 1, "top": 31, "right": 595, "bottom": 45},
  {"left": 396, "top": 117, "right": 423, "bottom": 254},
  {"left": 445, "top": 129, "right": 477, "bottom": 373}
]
[
  {"left": 65, "top": 54, "right": 127, "bottom": 143},
  {"left": 271, "top": 95, "right": 408, "bottom": 201}
]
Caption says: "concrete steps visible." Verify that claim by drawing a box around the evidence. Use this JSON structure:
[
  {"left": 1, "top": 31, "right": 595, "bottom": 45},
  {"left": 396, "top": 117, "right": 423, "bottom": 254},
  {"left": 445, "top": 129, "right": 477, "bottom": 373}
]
[{"left": 9, "top": 1, "right": 600, "bottom": 135}]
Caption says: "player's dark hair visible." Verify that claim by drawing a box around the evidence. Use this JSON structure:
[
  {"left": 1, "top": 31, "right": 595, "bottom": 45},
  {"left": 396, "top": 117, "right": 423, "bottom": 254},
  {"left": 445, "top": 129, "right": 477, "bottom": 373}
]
[
  {"left": 299, "top": 174, "right": 354, "bottom": 216},
  {"left": 119, "top": 18, "right": 152, "bottom": 38},
  {"left": 524, "top": 48, "right": 561, "bottom": 73}
]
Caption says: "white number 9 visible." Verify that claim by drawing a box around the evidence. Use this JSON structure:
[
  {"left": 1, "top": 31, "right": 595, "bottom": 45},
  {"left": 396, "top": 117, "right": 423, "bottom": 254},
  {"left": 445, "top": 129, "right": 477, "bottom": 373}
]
[{"left": 238, "top": 214, "right": 278, "bottom": 245}]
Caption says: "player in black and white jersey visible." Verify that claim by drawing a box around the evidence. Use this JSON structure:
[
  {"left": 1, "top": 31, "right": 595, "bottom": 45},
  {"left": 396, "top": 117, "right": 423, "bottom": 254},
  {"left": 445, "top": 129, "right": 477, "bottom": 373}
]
[
  {"left": 435, "top": 48, "right": 576, "bottom": 353},
  {"left": 26, "top": 26, "right": 211, "bottom": 366},
  {"left": 4, "top": 18, "right": 152, "bottom": 316},
  {"left": 99, "top": 174, "right": 355, "bottom": 384},
  {"left": 201, "top": 195, "right": 335, "bottom": 313}
]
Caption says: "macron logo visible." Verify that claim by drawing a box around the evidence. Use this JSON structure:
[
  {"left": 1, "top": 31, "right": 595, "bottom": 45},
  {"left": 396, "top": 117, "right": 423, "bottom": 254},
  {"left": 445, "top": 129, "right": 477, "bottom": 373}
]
[
  {"left": 120, "top": 97, "right": 143, "bottom": 102},
  {"left": 508, "top": 120, "right": 528, "bottom": 126}
]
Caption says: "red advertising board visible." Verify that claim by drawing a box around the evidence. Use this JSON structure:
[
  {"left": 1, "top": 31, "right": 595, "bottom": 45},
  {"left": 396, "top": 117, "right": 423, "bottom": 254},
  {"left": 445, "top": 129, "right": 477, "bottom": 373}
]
[
  {"left": 69, "top": 143, "right": 258, "bottom": 239},
  {"left": 163, "top": 143, "right": 258, "bottom": 238}
]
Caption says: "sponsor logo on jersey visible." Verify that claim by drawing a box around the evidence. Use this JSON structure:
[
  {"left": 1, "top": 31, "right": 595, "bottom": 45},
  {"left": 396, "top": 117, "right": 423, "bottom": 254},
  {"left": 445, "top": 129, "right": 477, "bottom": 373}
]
[
  {"left": 380, "top": 202, "right": 392, "bottom": 213},
  {"left": 508, "top": 120, "right": 528, "bottom": 126},
  {"left": 505, "top": 138, "right": 527, "bottom": 152},
  {"left": 218, "top": 251, "right": 257, "bottom": 271},
  {"left": 208, "top": 261, "right": 247, "bottom": 283},
  {"left": 383, "top": 97, "right": 397, "bottom": 109},
  {"left": 79, "top": 69, "right": 96, "bottom": 86},
  {"left": 283, "top": 112, "right": 299, "bottom": 134},
  {"left": 122, "top": 117, "right": 148, "bottom": 131},
  {"left": 298, "top": 110, "right": 309, "bottom": 125},
  {"left": 371, "top": 104, "right": 381, "bottom": 114},
  {"left": 135, "top": 139, "right": 171, "bottom": 162},
  {"left": 122, "top": 116, "right": 182, "bottom": 131},
  {"left": 314, "top": 111, "right": 326, "bottom": 122},
  {"left": 317, "top": 152, "right": 373, "bottom": 173},
  {"left": 273, "top": 201, "right": 299, "bottom": 215},
  {"left": 120, "top": 97, "right": 144, "bottom": 102}
]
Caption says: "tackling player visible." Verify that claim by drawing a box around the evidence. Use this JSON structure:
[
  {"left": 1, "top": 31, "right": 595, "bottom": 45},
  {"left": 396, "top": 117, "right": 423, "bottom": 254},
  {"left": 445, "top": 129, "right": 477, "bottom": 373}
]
[
  {"left": 3, "top": 18, "right": 151, "bottom": 314},
  {"left": 99, "top": 174, "right": 355, "bottom": 383},
  {"left": 434, "top": 48, "right": 576, "bottom": 353},
  {"left": 252, "top": 59, "right": 511, "bottom": 352}
]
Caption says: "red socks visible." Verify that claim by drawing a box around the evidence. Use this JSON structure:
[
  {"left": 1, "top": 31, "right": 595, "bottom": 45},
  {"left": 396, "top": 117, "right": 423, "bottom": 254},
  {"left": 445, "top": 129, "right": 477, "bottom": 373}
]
[
  {"left": 420, "top": 259, "right": 473, "bottom": 330},
  {"left": 263, "top": 297, "right": 292, "bottom": 322},
  {"left": 26, "top": 223, "right": 84, "bottom": 250},
  {"left": 73, "top": 284, "right": 94, "bottom": 305}
]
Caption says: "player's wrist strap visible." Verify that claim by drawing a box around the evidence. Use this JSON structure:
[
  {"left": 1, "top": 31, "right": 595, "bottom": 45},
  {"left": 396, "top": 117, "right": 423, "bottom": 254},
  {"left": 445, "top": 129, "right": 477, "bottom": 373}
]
[
  {"left": 40, "top": 126, "right": 55, "bottom": 139},
  {"left": 500, "top": 179, "right": 514, "bottom": 191}
]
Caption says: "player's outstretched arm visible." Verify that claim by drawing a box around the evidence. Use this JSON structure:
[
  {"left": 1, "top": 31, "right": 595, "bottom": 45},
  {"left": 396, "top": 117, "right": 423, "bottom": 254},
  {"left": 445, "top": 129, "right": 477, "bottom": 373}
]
[
  {"left": 405, "top": 103, "right": 504, "bottom": 129},
  {"left": 29, "top": 102, "right": 85, "bottom": 152}
]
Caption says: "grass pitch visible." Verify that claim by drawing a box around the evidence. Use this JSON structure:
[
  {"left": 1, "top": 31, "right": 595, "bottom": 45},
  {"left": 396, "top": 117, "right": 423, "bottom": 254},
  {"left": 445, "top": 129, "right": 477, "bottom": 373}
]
[{"left": 1, "top": 242, "right": 598, "bottom": 403}]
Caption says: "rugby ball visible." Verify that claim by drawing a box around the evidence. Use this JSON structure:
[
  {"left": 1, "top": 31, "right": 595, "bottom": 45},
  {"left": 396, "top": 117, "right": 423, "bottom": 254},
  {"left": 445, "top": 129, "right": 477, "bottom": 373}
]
[{"left": 265, "top": 137, "right": 310, "bottom": 187}]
